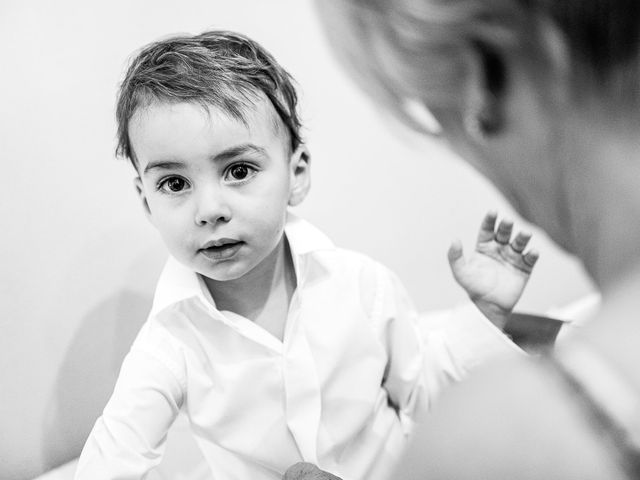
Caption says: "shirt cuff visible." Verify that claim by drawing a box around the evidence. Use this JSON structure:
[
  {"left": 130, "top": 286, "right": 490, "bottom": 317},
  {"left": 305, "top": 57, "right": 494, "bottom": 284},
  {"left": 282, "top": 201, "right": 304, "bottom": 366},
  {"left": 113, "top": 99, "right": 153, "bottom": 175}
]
[{"left": 419, "top": 303, "right": 524, "bottom": 370}]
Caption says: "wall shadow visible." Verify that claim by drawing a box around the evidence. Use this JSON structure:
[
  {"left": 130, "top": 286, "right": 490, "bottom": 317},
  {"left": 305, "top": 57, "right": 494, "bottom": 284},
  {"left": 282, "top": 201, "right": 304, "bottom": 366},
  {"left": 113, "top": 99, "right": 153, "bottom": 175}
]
[{"left": 40, "top": 289, "right": 152, "bottom": 473}]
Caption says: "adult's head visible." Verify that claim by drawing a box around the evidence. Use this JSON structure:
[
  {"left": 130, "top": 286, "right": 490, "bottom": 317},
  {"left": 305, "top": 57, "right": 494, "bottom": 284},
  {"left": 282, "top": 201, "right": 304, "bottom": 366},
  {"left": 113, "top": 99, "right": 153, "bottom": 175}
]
[{"left": 315, "top": 0, "right": 640, "bottom": 288}]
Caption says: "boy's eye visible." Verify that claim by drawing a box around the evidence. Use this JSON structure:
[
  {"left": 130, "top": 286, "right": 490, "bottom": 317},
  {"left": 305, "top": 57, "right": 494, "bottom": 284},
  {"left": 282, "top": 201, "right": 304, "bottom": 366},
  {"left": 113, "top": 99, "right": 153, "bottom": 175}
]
[
  {"left": 159, "top": 176, "right": 190, "bottom": 193},
  {"left": 225, "top": 163, "right": 257, "bottom": 183},
  {"left": 231, "top": 165, "right": 248, "bottom": 180}
]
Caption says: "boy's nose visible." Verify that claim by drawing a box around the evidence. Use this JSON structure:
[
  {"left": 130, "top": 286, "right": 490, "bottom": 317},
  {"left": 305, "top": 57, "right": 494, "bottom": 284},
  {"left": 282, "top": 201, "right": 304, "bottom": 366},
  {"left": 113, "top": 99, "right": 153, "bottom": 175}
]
[{"left": 194, "top": 189, "right": 231, "bottom": 226}]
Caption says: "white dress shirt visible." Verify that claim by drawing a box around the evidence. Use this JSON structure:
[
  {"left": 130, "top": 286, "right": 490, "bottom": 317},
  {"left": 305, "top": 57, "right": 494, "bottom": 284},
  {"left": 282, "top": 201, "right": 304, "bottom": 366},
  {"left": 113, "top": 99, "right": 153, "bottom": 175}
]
[{"left": 74, "top": 215, "right": 519, "bottom": 480}]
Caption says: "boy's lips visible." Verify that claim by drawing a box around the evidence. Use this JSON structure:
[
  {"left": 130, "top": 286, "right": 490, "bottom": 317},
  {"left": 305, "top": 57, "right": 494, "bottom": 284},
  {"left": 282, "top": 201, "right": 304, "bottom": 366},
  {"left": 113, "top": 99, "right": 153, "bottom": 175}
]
[{"left": 199, "top": 239, "right": 244, "bottom": 261}]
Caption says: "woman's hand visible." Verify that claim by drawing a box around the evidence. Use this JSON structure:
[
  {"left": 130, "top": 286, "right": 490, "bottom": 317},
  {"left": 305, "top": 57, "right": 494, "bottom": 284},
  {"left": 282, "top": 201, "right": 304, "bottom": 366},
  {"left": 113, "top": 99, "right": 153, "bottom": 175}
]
[
  {"left": 283, "top": 462, "right": 342, "bottom": 480},
  {"left": 448, "top": 211, "right": 539, "bottom": 330}
]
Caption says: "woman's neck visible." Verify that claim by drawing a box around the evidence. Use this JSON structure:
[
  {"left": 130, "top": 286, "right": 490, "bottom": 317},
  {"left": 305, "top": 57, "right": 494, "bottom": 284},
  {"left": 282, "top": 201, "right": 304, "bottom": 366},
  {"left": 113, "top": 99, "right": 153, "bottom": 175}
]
[
  {"left": 582, "top": 263, "right": 640, "bottom": 388},
  {"left": 562, "top": 113, "right": 640, "bottom": 290}
]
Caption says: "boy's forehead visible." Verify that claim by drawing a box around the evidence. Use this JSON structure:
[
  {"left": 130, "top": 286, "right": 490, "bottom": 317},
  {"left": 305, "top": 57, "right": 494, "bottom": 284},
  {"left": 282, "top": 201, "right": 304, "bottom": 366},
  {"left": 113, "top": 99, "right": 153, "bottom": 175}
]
[
  {"left": 131, "top": 96, "right": 286, "bottom": 141},
  {"left": 128, "top": 97, "right": 289, "bottom": 165}
]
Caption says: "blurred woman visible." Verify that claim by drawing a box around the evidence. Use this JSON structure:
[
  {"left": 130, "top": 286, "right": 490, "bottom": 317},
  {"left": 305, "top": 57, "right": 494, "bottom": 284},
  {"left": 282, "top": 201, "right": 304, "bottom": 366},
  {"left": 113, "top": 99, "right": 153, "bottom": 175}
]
[{"left": 311, "top": 1, "right": 640, "bottom": 478}]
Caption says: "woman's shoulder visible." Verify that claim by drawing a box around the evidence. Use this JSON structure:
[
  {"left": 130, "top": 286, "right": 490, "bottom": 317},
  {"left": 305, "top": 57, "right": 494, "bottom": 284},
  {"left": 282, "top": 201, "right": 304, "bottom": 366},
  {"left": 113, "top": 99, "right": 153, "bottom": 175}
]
[{"left": 396, "top": 353, "right": 628, "bottom": 480}]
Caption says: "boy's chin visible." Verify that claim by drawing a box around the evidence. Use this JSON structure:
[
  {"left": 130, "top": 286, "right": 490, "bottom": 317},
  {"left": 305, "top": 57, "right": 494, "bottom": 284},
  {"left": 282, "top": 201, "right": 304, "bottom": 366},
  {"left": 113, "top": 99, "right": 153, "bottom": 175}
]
[
  {"left": 197, "top": 266, "right": 247, "bottom": 283},
  {"left": 194, "top": 258, "right": 257, "bottom": 283}
]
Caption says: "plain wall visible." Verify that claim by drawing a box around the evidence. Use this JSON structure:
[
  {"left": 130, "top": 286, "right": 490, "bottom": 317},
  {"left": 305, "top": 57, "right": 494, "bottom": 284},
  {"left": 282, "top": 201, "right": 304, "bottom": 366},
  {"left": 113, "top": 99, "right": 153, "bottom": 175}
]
[{"left": 0, "top": 1, "right": 595, "bottom": 478}]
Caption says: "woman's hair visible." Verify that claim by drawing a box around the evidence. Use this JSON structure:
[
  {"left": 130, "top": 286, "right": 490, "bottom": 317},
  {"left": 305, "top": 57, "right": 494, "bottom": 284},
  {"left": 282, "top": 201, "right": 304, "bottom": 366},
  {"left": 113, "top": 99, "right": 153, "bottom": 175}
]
[
  {"left": 318, "top": 0, "right": 640, "bottom": 134},
  {"left": 116, "top": 30, "right": 302, "bottom": 165}
]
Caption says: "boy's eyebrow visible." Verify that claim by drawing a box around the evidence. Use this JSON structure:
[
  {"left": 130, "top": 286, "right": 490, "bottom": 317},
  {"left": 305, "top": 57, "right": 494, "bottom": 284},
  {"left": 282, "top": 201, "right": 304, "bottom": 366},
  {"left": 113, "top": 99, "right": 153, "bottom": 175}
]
[
  {"left": 143, "top": 160, "right": 185, "bottom": 176},
  {"left": 212, "top": 144, "right": 268, "bottom": 162}
]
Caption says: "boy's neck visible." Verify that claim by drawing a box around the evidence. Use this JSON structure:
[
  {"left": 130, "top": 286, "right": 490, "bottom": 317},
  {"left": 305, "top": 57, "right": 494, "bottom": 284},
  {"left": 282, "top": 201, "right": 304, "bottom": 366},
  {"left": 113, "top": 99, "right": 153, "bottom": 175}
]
[{"left": 203, "top": 236, "right": 296, "bottom": 340}]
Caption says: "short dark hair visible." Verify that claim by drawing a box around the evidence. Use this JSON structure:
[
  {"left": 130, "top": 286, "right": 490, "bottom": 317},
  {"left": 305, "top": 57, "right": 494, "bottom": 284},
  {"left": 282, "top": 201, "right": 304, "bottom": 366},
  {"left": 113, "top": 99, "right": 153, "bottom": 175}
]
[
  {"left": 534, "top": 0, "right": 640, "bottom": 77},
  {"left": 116, "top": 30, "right": 303, "bottom": 165}
]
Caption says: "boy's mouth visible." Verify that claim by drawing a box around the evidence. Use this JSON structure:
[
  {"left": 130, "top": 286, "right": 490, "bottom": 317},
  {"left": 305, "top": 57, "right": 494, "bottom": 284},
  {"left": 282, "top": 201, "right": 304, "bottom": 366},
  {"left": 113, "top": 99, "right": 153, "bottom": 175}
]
[{"left": 199, "top": 239, "right": 244, "bottom": 261}]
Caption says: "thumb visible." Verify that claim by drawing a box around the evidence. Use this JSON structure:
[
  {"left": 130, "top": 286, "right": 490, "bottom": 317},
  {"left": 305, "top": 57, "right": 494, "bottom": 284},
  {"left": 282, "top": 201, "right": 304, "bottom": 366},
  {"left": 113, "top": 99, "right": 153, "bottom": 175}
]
[{"left": 447, "top": 239, "right": 465, "bottom": 270}]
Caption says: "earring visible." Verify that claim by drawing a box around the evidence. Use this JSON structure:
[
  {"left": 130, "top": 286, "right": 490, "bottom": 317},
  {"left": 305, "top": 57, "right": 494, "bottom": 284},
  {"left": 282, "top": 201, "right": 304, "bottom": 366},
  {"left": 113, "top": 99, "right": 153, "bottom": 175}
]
[{"left": 402, "top": 97, "right": 443, "bottom": 136}]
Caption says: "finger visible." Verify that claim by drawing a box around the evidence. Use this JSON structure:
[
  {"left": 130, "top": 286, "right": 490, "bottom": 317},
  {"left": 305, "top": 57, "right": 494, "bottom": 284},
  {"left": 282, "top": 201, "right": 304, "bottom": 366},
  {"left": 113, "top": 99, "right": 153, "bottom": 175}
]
[
  {"left": 494, "top": 219, "right": 514, "bottom": 245},
  {"left": 510, "top": 231, "right": 532, "bottom": 253},
  {"left": 523, "top": 249, "right": 540, "bottom": 268},
  {"left": 283, "top": 463, "right": 342, "bottom": 480},
  {"left": 283, "top": 462, "right": 319, "bottom": 480},
  {"left": 477, "top": 210, "right": 498, "bottom": 243},
  {"left": 447, "top": 239, "right": 464, "bottom": 269}
]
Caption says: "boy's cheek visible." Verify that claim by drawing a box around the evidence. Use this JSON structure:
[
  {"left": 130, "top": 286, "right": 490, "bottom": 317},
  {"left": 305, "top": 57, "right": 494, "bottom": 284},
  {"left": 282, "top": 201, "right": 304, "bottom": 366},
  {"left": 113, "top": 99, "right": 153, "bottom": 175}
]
[{"left": 153, "top": 211, "right": 190, "bottom": 237}]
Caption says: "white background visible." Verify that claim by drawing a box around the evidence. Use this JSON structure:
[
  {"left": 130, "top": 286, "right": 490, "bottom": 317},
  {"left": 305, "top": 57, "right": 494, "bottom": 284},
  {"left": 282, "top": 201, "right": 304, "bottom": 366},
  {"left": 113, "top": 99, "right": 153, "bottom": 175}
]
[{"left": 0, "top": 1, "right": 595, "bottom": 478}]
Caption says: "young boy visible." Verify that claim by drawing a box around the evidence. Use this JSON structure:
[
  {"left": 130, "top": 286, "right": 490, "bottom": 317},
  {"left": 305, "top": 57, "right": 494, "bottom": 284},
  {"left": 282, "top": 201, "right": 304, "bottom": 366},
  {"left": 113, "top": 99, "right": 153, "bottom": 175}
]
[{"left": 75, "top": 30, "right": 536, "bottom": 480}]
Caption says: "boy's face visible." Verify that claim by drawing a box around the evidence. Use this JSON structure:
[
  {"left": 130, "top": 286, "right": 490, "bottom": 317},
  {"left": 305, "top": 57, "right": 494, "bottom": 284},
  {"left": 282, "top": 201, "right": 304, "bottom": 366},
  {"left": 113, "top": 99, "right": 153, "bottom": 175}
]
[{"left": 130, "top": 99, "right": 309, "bottom": 282}]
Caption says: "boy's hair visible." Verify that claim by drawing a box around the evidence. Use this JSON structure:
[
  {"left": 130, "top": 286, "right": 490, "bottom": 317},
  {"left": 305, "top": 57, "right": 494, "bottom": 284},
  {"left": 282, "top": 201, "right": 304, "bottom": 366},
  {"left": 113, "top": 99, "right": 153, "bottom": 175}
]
[{"left": 116, "top": 30, "right": 303, "bottom": 165}]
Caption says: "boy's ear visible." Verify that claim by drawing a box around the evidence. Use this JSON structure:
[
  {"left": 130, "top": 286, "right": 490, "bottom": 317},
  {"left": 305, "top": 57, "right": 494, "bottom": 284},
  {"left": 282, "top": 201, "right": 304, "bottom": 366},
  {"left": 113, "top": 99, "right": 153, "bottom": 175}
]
[
  {"left": 133, "top": 176, "right": 153, "bottom": 220},
  {"left": 288, "top": 145, "right": 311, "bottom": 207}
]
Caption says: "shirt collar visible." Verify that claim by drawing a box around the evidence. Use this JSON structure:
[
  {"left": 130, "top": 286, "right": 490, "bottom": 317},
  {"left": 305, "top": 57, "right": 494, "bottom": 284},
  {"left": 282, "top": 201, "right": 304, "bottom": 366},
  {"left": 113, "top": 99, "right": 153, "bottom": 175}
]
[{"left": 149, "top": 212, "right": 334, "bottom": 316}]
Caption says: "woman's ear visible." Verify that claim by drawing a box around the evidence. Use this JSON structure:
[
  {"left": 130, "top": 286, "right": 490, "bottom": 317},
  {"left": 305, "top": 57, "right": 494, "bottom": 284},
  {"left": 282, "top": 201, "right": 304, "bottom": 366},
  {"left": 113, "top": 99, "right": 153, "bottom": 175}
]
[
  {"left": 462, "top": 40, "right": 508, "bottom": 140},
  {"left": 462, "top": 17, "right": 569, "bottom": 143},
  {"left": 288, "top": 145, "right": 311, "bottom": 207},
  {"left": 133, "top": 177, "right": 153, "bottom": 221}
]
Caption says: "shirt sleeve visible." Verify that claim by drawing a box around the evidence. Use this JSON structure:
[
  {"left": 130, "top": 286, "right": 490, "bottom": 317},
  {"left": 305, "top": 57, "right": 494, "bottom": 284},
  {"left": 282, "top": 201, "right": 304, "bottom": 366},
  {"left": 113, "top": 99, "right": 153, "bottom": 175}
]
[
  {"left": 74, "top": 325, "right": 185, "bottom": 480},
  {"left": 368, "top": 264, "right": 427, "bottom": 433},
  {"left": 417, "top": 304, "right": 524, "bottom": 396},
  {"left": 372, "top": 264, "right": 524, "bottom": 425}
]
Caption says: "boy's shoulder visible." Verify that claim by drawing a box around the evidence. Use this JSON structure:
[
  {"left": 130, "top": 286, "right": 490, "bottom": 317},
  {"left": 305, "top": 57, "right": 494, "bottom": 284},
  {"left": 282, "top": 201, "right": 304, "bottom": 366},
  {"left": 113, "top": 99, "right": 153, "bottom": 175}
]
[
  {"left": 322, "top": 245, "right": 389, "bottom": 273},
  {"left": 288, "top": 215, "right": 402, "bottom": 297},
  {"left": 287, "top": 214, "right": 392, "bottom": 272}
]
